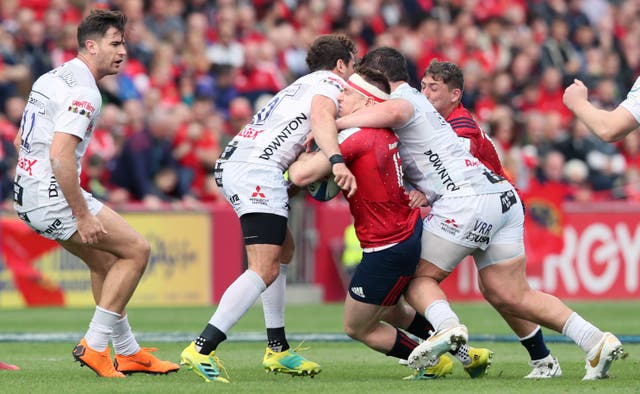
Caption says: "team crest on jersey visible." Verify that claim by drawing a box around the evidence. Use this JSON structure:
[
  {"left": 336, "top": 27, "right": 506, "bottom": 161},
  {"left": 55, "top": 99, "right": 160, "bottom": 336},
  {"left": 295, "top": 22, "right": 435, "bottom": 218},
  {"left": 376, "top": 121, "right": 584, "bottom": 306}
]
[
  {"left": 68, "top": 100, "right": 95, "bottom": 119},
  {"left": 321, "top": 76, "right": 345, "bottom": 91}
]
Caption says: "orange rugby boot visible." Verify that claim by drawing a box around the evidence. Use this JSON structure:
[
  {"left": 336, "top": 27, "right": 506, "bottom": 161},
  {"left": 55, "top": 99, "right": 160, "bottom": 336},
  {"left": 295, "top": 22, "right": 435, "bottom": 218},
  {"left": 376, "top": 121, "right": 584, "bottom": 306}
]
[
  {"left": 115, "top": 347, "right": 180, "bottom": 375},
  {"left": 72, "top": 338, "right": 125, "bottom": 378}
]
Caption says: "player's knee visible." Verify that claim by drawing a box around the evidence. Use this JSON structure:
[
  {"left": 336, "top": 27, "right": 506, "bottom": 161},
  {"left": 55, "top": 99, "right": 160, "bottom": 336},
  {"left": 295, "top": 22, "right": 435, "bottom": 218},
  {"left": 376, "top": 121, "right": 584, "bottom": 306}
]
[
  {"left": 482, "top": 286, "right": 523, "bottom": 314},
  {"left": 280, "top": 243, "right": 294, "bottom": 264},
  {"left": 343, "top": 321, "right": 363, "bottom": 341},
  {"left": 128, "top": 236, "right": 151, "bottom": 272}
]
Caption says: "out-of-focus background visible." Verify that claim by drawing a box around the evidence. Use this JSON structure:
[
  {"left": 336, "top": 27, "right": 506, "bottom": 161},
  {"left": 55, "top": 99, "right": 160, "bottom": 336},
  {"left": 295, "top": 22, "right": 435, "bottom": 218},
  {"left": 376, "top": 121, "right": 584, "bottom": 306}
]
[{"left": 2, "top": 0, "right": 640, "bottom": 308}]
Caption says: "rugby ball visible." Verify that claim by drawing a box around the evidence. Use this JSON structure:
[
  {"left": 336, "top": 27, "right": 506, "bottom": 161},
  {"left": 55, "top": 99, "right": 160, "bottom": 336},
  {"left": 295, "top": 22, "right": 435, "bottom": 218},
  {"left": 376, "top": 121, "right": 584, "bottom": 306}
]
[{"left": 307, "top": 175, "right": 341, "bottom": 201}]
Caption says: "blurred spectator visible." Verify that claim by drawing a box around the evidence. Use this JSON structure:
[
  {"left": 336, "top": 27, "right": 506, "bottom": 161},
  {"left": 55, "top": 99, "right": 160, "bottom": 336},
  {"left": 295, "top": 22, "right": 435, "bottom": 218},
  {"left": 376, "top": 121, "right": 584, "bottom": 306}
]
[
  {"left": 172, "top": 95, "right": 222, "bottom": 202},
  {"left": 563, "top": 158, "right": 596, "bottom": 202},
  {"left": 225, "top": 96, "right": 253, "bottom": 142},
  {"left": 19, "top": 20, "right": 51, "bottom": 79},
  {"left": 110, "top": 108, "right": 192, "bottom": 208},
  {"left": 143, "top": 0, "right": 185, "bottom": 47},
  {"left": 528, "top": 150, "right": 574, "bottom": 201},
  {"left": 540, "top": 17, "right": 581, "bottom": 81},
  {"left": 556, "top": 120, "right": 625, "bottom": 192},
  {"left": 206, "top": 7, "right": 244, "bottom": 68},
  {"left": 234, "top": 40, "right": 286, "bottom": 106}
]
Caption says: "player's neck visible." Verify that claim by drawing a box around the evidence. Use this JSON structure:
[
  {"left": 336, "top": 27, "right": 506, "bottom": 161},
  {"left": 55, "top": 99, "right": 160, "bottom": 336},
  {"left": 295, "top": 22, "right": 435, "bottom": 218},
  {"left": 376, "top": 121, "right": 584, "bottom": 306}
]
[{"left": 76, "top": 53, "right": 100, "bottom": 81}]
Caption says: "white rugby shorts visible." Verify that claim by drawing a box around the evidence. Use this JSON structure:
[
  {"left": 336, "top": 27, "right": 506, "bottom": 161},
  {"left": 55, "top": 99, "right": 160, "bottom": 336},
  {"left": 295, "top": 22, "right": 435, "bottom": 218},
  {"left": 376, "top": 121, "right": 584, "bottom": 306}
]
[
  {"left": 216, "top": 161, "right": 290, "bottom": 218},
  {"left": 16, "top": 189, "right": 104, "bottom": 241},
  {"left": 421, "top": 190, "right": 525, "bottom": 271}
]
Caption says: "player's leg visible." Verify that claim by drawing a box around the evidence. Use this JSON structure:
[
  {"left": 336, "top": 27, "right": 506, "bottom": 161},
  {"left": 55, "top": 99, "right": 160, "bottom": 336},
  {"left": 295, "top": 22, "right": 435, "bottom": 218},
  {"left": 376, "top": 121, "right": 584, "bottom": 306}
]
[
  {"left": 478, "top": 275, "right": 561, "bottom": 378},
  {"left": 404, "top": 198, "right": 495, "bottom": 375},
  {"left": 477, "top": 199, "right": 625, "bottom": 380},
  {"left": 260, "top": 228, "right": 321, "bottom": 376},
  {"left": 57, "top": 203, "right": 149, "bottom": 378},
  {"left": 181, "top": 213, "right": 284, "bottom": 382}
]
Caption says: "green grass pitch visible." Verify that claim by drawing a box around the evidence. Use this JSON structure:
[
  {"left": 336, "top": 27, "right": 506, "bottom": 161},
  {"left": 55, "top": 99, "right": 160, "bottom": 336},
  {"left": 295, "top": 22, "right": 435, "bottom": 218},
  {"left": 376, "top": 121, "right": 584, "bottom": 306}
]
[{"left": 0, "top": 301, "right": 638, "bottom": 393}]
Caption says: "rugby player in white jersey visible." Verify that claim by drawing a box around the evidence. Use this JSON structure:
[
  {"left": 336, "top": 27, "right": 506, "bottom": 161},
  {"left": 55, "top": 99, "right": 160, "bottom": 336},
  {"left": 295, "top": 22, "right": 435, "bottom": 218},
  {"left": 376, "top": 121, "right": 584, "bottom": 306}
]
[
  {"left": 13, "top": 10, "right": 179, "bottom": 378},
  {"left": 421, "top": 60, "right": 561, "bottom": 379},
  {"left": 179, "top": 34, "right": 357, "bottom": 383},
  {"left": 337, "top": 47, "right": 625, "bottom": 381}
]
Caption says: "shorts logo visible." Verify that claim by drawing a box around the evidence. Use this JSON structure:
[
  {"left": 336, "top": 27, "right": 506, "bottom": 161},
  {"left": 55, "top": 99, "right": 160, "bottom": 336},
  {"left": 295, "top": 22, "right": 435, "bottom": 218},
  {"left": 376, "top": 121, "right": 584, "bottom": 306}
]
[
  {"left": 37, "top": 218, "right": 64, "bottom": 238},
  {"left": 249, "top": 186, "right": 268, "bottom": 206},
  {"left": 13, "top": 178, "right": 24, "bottom": 205},
  {"left": 229, "top": 194, "right": 240, "bottom": 204},
  {"left": 500, "top": 190, "right": 517, "bottom": 213},
  {"left": 440, "top": 218, "right": 460, "bottom": 235},
  {"left": 17, "top": 211, "right": 30, "bottom": 223},
  {"left": 251, "top": 186, "right": 266, "bottom": 198},
  {"left": 351, "top": 286, "right": 365, "bottom": 298},
  {"left": 463, "top": 219, "right": 492, "bottom": 244}
]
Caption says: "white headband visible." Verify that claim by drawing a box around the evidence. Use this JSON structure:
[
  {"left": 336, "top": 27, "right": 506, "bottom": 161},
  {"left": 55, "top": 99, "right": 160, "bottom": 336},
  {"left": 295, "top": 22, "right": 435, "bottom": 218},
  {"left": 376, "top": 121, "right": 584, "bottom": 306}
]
[{"left": 346, "top": 73, "right": 390, "bottom": 103}]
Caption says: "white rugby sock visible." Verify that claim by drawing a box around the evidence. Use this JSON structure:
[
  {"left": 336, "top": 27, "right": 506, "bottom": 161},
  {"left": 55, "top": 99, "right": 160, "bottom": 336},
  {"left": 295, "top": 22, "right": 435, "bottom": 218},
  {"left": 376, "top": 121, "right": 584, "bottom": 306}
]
[
  {"left": 84, "top": 306, "right": 120, "bottom": 351},
  {"left": 562, "top": 312, "right": 603, "bottom": 353},
  {"left": 111, "top": 314, "right": 141, "bottom": 356},
  {"left": 209, "top": 270, "right": 267, "bottom": 333},
  {"left": 261, "top": 264, "right": 287, "bottom": 328},
  {"left": 424, "top": 300, "right": 460, "bottom": 332}
]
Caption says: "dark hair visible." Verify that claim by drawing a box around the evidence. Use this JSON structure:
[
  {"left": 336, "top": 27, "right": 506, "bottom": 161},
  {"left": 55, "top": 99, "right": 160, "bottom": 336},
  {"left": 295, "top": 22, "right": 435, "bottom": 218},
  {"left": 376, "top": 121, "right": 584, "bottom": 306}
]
[
  {"left": 77, "top": 9, "right": 127, "bottom": 50},
  {"left": 355, "top": 66, "right": 391, "bottom": 94},
  {"left": 306, "top": 34, "right": 356, "bottom": 72},
  {"left": 424, "top": 59, "right": 464, "bottom": 91},
  {"left": 359, "top": 47, "right": 409, "bottom": 83}
]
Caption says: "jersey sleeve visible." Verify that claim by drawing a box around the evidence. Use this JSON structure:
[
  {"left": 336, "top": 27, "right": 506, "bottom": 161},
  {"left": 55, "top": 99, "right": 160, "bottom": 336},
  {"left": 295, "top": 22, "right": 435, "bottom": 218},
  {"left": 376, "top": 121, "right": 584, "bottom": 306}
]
[
  {"left": 620, "top": 76, "right": 640, "bottom": 124},
  {"left": 52, "top": 86, "right": 101, "bottom": 140},
  {"left": 314, "top": 75, "right": 344, "bottom": 111}
]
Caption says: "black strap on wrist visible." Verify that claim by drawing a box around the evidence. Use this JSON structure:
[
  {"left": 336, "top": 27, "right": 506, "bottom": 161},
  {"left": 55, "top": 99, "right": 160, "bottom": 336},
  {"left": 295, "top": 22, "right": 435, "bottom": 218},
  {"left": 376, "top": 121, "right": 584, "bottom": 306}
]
[{"left": 329, "top": 154, "right": 345, "bottom": 166}]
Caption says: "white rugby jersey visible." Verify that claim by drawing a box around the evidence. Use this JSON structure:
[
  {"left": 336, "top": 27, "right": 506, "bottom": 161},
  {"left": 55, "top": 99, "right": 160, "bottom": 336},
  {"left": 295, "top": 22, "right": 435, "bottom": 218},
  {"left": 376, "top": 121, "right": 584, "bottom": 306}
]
[
  {"left": 221, "top": 70, "right": 345, "bottom": 171},
  {"left": 620, "top": 76, "right": 640, "bottom": 124},
  {"left": 392, "top": 83, "right": 512, "bottom": 202},
  {"left": 14, "top": 58, "right": 101, "bottom": 211}
]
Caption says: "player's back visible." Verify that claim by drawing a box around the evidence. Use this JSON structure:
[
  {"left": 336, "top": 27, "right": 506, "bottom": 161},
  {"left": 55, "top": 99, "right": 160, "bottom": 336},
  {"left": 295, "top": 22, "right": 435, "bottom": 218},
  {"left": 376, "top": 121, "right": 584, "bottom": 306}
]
[
  {"left": 391, "top": 83, "right": 511, "bottom": 202},
  {"left": 226, "top": 70, "right": 345, "bottom": 171},
  {"left": 338, "top": 126, "right": 420, "bottom": 249}
]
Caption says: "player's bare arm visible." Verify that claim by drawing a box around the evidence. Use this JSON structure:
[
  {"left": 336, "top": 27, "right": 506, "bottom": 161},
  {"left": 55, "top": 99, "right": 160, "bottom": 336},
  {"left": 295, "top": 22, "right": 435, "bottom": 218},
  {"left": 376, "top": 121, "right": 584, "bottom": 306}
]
[
  {"left": 310, "top": 94, "right": 357, "bottom": 197},
  {"left": 563, "top": 79, "right": 639, "bottom": 142},
  {"left": 13, "top": 129, "right": 21, "bottom": 154},
  {"left": 337, "top": 97, "right": 414, "bottom": 130},
  {"left": 50, "top": 132, "right": 106, "bottom": 244},
  {"left": 288, "top": 151, "right": 332, "bottom": 187}
]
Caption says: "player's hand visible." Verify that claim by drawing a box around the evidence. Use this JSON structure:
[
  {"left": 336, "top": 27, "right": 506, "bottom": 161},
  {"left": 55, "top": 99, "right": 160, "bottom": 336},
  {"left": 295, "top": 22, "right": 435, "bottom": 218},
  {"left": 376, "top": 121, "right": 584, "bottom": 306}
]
[
  {"left": 77, "top": 214, "right": 107, "bottom": 245},
  {"left": 562, "top": 79, "right": 588, "bottom": 111},
  {"left": 332, "top": 163, "right": 357, "bottom": 198},
  {"left": 406, "top": 189, "right": 427, "bottom": 208},
  {"left": 303, "top": 134, "right": 315, "bottom": 152}
]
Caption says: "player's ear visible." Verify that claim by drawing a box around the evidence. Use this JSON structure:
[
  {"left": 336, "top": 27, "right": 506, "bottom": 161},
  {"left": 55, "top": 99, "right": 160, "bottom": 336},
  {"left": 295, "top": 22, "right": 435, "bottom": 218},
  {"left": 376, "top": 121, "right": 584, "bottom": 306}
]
[
  {"left": 452, "top": 88, "right": 463, "bottom": 103},
  {"left": 84, "top": 39, "right": 98, "bottom": 55}
]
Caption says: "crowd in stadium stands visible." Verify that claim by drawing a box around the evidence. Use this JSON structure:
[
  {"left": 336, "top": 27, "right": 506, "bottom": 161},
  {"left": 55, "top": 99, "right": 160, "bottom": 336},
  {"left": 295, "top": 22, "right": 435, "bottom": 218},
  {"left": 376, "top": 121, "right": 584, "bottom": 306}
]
[{"left": 2, "top": 0, "right": 640, "bottom": 211}]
